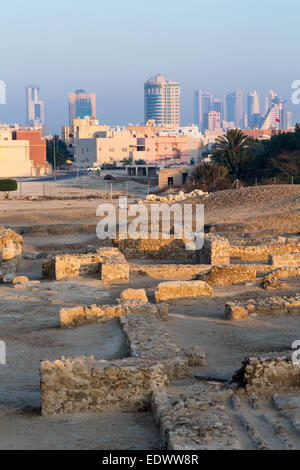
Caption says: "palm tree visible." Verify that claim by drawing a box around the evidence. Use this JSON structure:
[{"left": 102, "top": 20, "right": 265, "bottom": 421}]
[
  {"left": 192, "top": 163, "right": 227, "bottom": 191},
  {"left": 212, "top": 129, "right": 255, "bottom": 178}
]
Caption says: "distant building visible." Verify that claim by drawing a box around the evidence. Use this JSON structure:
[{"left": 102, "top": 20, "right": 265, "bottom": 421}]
[
  {"left": 194, "top": 90, "right": 212, "bottom": 131},
  {"left": 261, "top": 94, "right": 287, "bottom": 130},
  {"left": 286, "top": 111, "right": 293, "bottom": 129},
  {"left": 61, "top": 117, "right": 109, "bottom": 157},
  {"left": 26, "top": 85, "right": 45, "bottom": 128},
  {"left": 247, "top": 90, "right": 260, "bottom": 127},
  {"left": 208, "top": 111, "right": 221, "bottom": 131},
  {"left": 225, "top": 89, "right": 243, "bottom": 128},
  {"left": 211, "top": 99, "right": 224, "bottom": 122},
  {"left": 144, "top": 75, "right": 180, "bottom": 126},
  {"left": 247, "top": 90, "right": 259, "bottom": 116},
  {"left": 68, "top": 90, "right": 96, "bottom": 125}
]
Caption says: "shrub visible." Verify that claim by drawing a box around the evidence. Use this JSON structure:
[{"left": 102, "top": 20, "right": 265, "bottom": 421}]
[{"left": 0, "top": 179, "right": 18, "bottom": 199}]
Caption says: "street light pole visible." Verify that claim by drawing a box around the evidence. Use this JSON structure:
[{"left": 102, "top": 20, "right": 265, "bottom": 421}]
[{"left": 53, "top": 134, "right": 57, "bottom": 182}]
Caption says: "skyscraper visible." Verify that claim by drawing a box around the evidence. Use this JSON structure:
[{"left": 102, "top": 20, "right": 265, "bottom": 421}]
[
  {"left": 69, "top": 89, "right": 96, "bottom": 125},
  {"left": 144, "top": 75, "right": 180, "bottom": 126},
  {"left": 225, "top": 89, "right": 243, "bottom": 128},
  {"left": 247, "top": 90, "right": 259, "bottom": 117},
  {"left": 211, "top": 98, "right": 224, "bottom": 122},
  {"left": 261, "top": 94, "right": 287, "bottom": 130},
  {"left": 26, "top": 85, "right": 45, "bottom": 127},
  {"left": 193, "top": 90, "right": 212, "bottom": 131},
  {"left": 287, "top": 111, "right": 293, "bottom": 129}
]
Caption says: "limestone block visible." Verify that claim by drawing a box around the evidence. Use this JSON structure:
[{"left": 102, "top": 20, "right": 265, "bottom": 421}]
[
  {"left": 60, "top": 304, "right": 125, "bottom": 328},
  {"left": 225, "top": 304, "right": 249, "bottom": 320},
  {"left": 155, "top": 280, "right": 213, "bottom": 302},
  {"left": 184, "top": 347, "right": 206, "bottom": 367},
  {"left": 196, "top": 234, "right": 230, "bottom": 266},
  {"left": 120, "top": 288, "right": 148, "bottom": 303},
  {"left": 12, "top": 276, "right": 29, "bottom": 284}
]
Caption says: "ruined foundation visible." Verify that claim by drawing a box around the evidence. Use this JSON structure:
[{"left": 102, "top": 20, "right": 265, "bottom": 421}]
[
  {"left": 234, "top": 351, "right": 300, "bottom": 395},
  {"left": 196, "top": 235, "right": 230, "bottom": 265},
  {"left": 155, "top": 280, "right": 213, "bottom": 302},
  {"left": 42, "top": 247, "right": 129, "bottom": 282},
  {"left": 225, "top": 294, "right": 300, "bottom": 320}
]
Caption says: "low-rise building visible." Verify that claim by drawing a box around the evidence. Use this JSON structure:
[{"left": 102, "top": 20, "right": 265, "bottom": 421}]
[
  {"left": 0, "top": 140, "right": 33, "bottom": 177},
  {"left": 158, "top": 166, "right": 192, "bottom": 189},
  {"left": 12, "top": 129, "right": 46, "bottom": 175}
]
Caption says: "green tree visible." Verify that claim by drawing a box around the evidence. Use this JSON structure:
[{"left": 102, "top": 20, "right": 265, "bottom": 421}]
[
  {"left": 212, "top": 129, "right": 255, "bottom": 178},
  {"left": 0, "top": 179, "right": 17, "bottom": 199},
  {"left": 46, "top": 136, "right": 72, "bottom": 168}
]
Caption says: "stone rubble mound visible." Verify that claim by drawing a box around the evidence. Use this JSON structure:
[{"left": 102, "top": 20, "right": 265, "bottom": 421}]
[{"left": 144, "top": 189, "right": 208, "bottom": 203}]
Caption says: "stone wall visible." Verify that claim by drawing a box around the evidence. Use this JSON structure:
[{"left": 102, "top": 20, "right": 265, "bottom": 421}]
[
  {"left": 0, "top": 227, "right": 23, "bottom": 262},
  {"left": 196, "top": 235, "right": 230, "bottom": 265},
  {"left": 199, "top": 264, "right": 265, "bottom": 286},
  {"left": 113, "top": 237, "right": 192, "bottom": 260},
  {"left": 151, "top": 383, "right": 241, "bottom": 450},
  {"left": 225, "top": 294, "right": 300, "bottom": 320},
  {"left": 269, "top": 252, "right": 300, "bottom": 267},
  {"left": 41, "top": 357, "right": 168, "bottom": 416},
  {"left": 60, "top": 293, "right": 168, "bottom": 328},
  {"left": 129, "top": 263, "right": 209, "bottom": 279},
  {"left": 120, "top": 314, "right": 193, "bottom": 380},
  {"left": 41, "top": 307, "right": 205, "bottom": 415},
  {"left": 155, "top": 280, "right": 213, "bottom": 302},
  {"left": 60, "top": 304, "right": 126, "bottom": 328},
  {"left": 230, "top": 237, "right": 300, "bottom": 261},
  {"left": 263, "top": 266, "right": 300, "bottom": 281},
  {"left": 42, "top": 247, "right": 129, "bottom": 282},
  {"left": 234, "top": 351, "right": 300, "bottom": 395}
]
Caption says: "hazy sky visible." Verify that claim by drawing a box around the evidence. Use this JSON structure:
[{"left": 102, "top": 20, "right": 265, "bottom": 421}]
[{"left": 0, "top": 0, "right": 300, "bottom": 132}]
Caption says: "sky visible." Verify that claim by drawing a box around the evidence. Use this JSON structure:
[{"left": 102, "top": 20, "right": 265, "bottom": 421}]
[{"left": 0, "top": 0, "right": 300, "bottom": 133}]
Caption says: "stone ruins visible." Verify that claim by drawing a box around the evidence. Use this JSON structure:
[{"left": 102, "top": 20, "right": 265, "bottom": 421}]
[{"left": 4, "top": 189, "right": 300, "bottom": 450}]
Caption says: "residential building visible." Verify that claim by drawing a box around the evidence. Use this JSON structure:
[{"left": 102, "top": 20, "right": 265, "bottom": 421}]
[
  {"left": 0, "top": 137, "right": 33, "bottom": 177},
  {"left": 208, "top": 111, "right": 221, "bottom": 131},
  {"left": 12, "top": 130, "right": 46, "bottom": 174},
  {"left": 62, "top": 118, "right": 109, "bottom": 156},
  {"left": 144, "top": 75, "right": 180, "bottom": 126},
  {"left": 75, "top": 129, "right": 191, "bottom": 169}
]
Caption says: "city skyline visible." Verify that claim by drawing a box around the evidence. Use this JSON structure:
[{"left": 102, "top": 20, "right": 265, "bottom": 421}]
[
  {"left": 0, "top": 0, "right": 299, "bottom": 131},
  {"left": 10, "top": 82, "right": 295, "bottom": 133}
]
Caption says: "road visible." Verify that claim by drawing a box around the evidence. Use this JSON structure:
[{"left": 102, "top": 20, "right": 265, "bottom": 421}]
[{"left": 17, "top": 171, "right": 85, "bottom": 183}]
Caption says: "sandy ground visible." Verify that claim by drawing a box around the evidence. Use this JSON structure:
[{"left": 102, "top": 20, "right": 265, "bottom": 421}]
[{"left": 1, "top": 182, "right": 300, "bottom": 449}]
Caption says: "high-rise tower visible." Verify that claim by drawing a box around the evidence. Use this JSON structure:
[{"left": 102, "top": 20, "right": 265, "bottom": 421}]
[
  {"left": 144, "top": 75, "right": 180, "bottom": 126},
  {"left": 69, "top": 89, "right": 96, "bottom": 125},
  {"left": 26, "top": 85, "right": 45, "bottom": 127}
]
